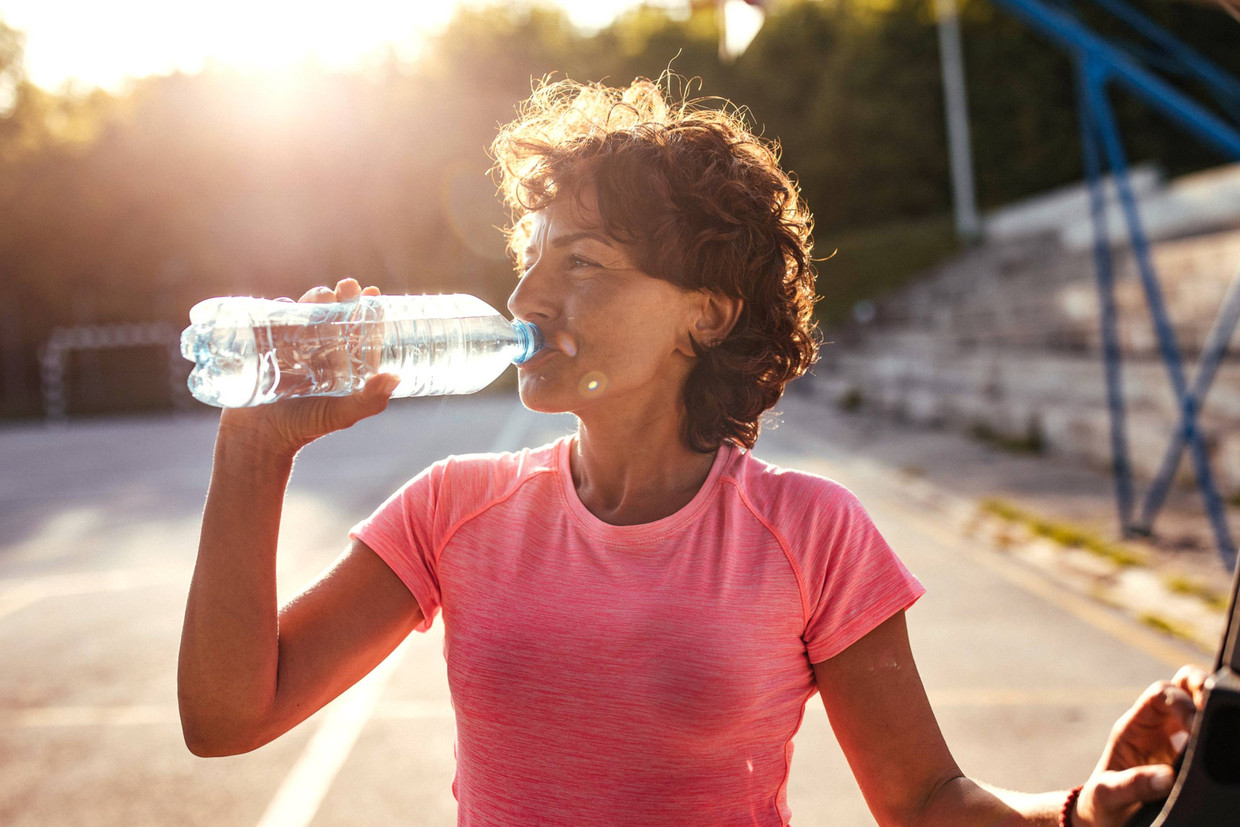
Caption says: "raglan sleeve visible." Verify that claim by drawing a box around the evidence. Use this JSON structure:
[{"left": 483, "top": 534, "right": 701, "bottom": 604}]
[
  {"left": 349, "top": 460, "right": 449, "bottom": 633},
  {"left": 800, "top": 483, "right": 925, "bottom": 663}
]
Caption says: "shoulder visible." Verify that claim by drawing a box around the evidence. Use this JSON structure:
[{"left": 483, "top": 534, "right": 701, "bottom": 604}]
[
  {"left": 719, "top": 448, "right": 893, "bottom": 579},
  {"left": 359, "top": 437, "right": 564, "bottom": 552},
  {"left": 721, "top": 447, "right": 867, "bottom": 532},
  {"left": 419, "top": 437, "right": 563, "bottom": 506}
]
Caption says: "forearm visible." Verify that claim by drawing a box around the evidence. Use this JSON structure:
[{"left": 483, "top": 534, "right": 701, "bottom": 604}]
[
  {"left": 178, "top": 421, "right": 296, "bottom": 755},
  {"left": 916, "top": 776, "right": 1064, "bottom": 826}
]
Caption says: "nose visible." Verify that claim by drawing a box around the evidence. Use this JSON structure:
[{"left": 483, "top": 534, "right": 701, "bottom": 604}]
[{"left": 507, "top": 259, "right": 559, "bottom": 324}]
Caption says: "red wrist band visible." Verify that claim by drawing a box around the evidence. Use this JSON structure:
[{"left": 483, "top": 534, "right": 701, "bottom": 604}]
[{"left": 1060, "top": 784, "right": 1084, "bottom": 827}]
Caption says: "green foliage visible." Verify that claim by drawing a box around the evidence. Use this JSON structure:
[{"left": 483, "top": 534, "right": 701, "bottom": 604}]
[
  {"left": 2, "top": 0, "right": 1240, "bottom": 415},
  {"left": 1138, "top": 612, "right": 1196, "bottom": 642},
  {"left": 1163, "top": 575, "right": 1230, "bottom": 611},
  {"left": 980, "top": 498, "right": 1146, "bottom": 567}
]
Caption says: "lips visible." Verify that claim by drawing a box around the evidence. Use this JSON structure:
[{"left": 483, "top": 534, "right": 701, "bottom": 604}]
[
  {"left": 518, "top": 330, "right": 577, "bottom": 368},
  {"left": 517, "top": 347, "right": 555, "bottom": 369}
]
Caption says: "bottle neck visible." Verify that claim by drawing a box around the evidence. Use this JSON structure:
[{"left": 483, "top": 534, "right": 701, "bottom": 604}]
[{"left": 511, "top": 320, "right": 544, "bottom": 364}]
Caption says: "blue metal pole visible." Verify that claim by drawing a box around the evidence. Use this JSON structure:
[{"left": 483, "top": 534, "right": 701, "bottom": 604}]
[
  {"left": 1137, "top": 268, "right": 1240, "bottom": 533},
  {"left": 1084, "top": 72, "right": 1237, "bottom": 569},
  {"left": 1078, "top": 57, "right": 1136, "bottom": 535}
]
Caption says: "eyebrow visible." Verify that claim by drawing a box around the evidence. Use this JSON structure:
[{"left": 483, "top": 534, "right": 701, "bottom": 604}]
[
  {"left": 550, "top": 231, "right": 616, "bottom": 248},
  {"left": 522, "top": 230, "right": 620, "bottom": 260}
]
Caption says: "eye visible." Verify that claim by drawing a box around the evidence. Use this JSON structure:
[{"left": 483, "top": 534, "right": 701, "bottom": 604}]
[{"left": 568, "top": 254, "right": 597, "bottom": 270}]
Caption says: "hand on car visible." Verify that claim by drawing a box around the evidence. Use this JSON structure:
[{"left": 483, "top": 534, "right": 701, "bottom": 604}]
[{"left": 1071, "top": 665, "right": 1206, "bottom": 827}]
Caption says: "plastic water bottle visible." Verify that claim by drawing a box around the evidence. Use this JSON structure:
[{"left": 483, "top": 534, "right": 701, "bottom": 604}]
[{"left": 180, "top": 294, "right": 542, "bottom": 408}]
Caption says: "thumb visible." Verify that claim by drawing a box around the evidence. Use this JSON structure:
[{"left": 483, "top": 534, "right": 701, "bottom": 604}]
[
  {"left": 365, "top": 373, "right": 401, "bottom": 405},
  {"left": 1087, "top": 765, "right": 1176, "bottom": 820},
  {"left": 344, "top": 373, "right": 400, "bottom": 421}
]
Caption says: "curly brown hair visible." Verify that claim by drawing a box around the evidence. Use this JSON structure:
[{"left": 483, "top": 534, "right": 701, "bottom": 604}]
[{"left": 490, "top": 77, "right": 819, "bottom": 451}]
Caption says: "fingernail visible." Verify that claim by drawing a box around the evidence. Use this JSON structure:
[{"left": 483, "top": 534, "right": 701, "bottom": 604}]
[{"left": 1152, "top": 766, "right": 1175, "bottom": 795}]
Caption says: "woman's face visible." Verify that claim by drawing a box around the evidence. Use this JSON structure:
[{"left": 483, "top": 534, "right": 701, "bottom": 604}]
[{"left": 506, "top": 194, "right": 706, "bottom": 424}]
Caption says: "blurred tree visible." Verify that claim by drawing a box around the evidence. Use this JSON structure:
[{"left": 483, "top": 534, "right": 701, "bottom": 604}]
[
  {"left": 0, "top": 19, "right": 23, "bottom": 120},
  {"left": 4, "top": 0, "right": 1240, "bottom": 416}
]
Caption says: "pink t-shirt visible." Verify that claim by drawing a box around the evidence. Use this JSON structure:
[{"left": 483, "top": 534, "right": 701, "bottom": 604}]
[{"left": 351, "top": 437, "right": 923, "bottom": 826}]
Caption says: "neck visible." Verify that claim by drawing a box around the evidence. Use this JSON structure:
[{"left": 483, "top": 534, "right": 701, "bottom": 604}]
[{"left": 571, "top": 414, "right": 718, "bottom": 526}]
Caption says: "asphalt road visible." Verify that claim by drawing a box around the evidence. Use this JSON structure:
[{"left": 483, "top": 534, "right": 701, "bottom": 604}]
[{"left": 0, "top": 390, "right": 1201, "bottom": 825}]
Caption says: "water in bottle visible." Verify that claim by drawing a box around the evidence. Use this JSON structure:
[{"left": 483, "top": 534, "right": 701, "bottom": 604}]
[{"left": 180, "top": 294, "right": 543, "bottom": 408}]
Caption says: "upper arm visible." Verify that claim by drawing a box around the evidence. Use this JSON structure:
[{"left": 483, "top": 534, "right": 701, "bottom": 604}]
[
  {"left": 812, "top": 611, "right": 962, "bottom": 826},
  {"left": 260, "top": 538, "right": 424, "bottom": 746}
]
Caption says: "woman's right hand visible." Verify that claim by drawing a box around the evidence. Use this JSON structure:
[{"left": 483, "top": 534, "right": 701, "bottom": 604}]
[{"left": 218, "top": 278, "right": 401, "bottom": 456}]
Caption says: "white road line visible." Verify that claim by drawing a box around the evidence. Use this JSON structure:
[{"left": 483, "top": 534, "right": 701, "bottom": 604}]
[
  {"left": 254, "top": 401, "right": 543, "bottom": 827},
  {"left": 255, "top": 645, "right": 407, "bottom": 827}
]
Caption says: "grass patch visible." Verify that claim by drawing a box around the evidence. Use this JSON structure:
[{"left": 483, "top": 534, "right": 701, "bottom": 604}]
[
  {"left": 981, "top": 498, "right": 1024, "bottom": 523},
  {"left": 1138, "top": 612, "right": 1197, "bottom": 642},
  {"left": 815, "top": 214, "right": 961, "bottom": 328},
  {"left": 980, "top": 498, "right": 1145, "bottom": 567},
  {"left": 1163, "top": 575, "right": 1230, "bottom": 612},
  {"left": 969, "top": 422, "right": 1045, "bottom": 455}
]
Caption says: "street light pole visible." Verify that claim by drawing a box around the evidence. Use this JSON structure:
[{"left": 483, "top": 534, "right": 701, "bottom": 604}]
[{"left": 936, "top": 0, "right": 982, "bottom": 241}]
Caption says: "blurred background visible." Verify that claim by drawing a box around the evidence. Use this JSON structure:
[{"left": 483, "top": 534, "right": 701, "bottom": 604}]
[
  {"left": 2, "top": 0, "right": 1238, "bottom": 419},
  {"left": 4, "top": 3, "right": 1240, "bottom": 824}
]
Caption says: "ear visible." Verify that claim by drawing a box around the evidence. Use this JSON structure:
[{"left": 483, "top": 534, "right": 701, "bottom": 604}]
[{"left": 679, "top": 292, "right": 743, "bottom": 356}]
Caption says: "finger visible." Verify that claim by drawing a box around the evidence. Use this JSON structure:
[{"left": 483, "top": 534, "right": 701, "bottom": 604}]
[
  {"left": 347, "top": 374, "right": 400, "bottom": 421},
  {"left": 1159, "top": 685, "right": 1196, "bottom": 734},
  {"left": 361, "top": 285, "right": 381, "bottom": 297},
  {"left": 1111, "top": 681, "right": 1173, "bottom": 734},
  {"left": 1119, "top": 680, "right": 1193, "bottom": 730},
  {"left": 369, "top": 373, "right": 400, "bottom": 399},
  {"left": 298, "top": 286, "right": 335, "bottom": 303},
  {"left": 1173, "top": 665, "right": 1208, "bottom": 707},
  {"left": 335, "top": 278, "right": 362, "bottom": 302},
  {"left": 274, "top": 296, "right": 295, "bottom": 303},
  {"left": 1088, "top": 765, "right": 1176, "bottom": 816}
]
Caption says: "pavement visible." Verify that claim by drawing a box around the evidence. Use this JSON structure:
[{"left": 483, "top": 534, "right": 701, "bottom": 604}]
[{"left": 0, "top": 385, "right": 1225, "bottom": 826}]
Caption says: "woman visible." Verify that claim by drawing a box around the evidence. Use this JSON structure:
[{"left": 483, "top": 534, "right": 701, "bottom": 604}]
[{"left": 178, "top": 78, "right": 1201, "bottom": 826}]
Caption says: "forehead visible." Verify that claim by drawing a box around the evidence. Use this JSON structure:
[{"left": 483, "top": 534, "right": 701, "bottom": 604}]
[
  {"left": 527, "top": 194, "right": 603, "bottom": 238},
  {"left": 519, "top": 201, "right": 625, "bottom": 262}
]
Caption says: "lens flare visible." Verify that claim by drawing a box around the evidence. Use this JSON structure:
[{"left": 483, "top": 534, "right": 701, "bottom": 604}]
[{"left": 579, "top": 371, "right": 607, "bottom": 396}]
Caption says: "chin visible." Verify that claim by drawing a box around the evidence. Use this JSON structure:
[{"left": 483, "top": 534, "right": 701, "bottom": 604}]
[{"left": 516, "top": 375, "right": 576, "bottom": 415}]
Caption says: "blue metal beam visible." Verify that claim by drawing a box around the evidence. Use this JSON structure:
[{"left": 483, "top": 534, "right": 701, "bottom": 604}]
[
  {"left": 1082, "top": 0, "right": 1240, "bottom": 117},
  {"left": 990, "top": 0, "right": 1240, "bottom": 159}
]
